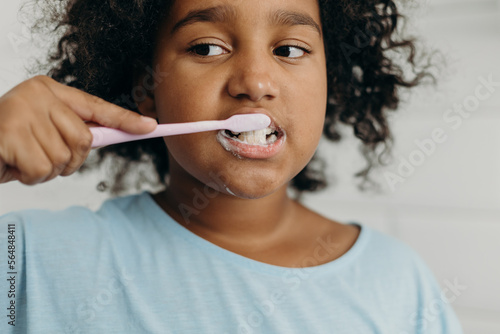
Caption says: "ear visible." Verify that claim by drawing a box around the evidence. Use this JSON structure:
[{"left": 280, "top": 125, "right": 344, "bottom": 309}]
[{"left": 133, "top": 72, "right": 157, "bottom": 119}]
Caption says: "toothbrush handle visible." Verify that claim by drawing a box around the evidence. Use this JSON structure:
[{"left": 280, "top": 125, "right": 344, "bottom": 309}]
[{"left": 90, "top": 120, "right": 224, "bottom": 147}]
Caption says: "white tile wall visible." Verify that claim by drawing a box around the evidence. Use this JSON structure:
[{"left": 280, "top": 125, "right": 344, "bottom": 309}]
[{"left": 1, "top": 0, "right": 499, "bottom": 333}]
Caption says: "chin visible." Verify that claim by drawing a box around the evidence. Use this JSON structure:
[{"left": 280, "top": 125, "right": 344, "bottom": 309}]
[{"left": 224, "top": 181, "right": 287, "bottom": 200}]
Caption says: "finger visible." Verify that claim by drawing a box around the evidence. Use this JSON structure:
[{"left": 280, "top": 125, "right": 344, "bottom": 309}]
[
  {"left": 35, "top": 76, "right": 157, "bottom": 134},
  {"left": 0, "top": 167, "right": 22, "bottom": 184},
  {"left": 2, "top": 129, "right": 55, "bottom": 185},
  {"left": 0, "top": 159, "right": 19, "bottom": 184},
  {"left": 30, "top": 113, "right": 74, "bottom": 180},
  {"left": 48, "top": 104, "right": 94, "bottom": 176}
]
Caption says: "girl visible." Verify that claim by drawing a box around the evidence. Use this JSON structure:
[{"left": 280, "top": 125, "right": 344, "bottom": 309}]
[{"left": 0, "top": 0, "right": 462, "bottom": 333}]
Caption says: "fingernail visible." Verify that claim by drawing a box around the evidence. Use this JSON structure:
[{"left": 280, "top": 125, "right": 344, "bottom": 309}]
[{"left": 140, "top": 116, "right": 157, "bottom": 123}]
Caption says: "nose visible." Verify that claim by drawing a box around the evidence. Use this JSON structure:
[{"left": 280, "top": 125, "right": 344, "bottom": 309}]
[{"left": 227, "top": 48, "right": 280, "bottom": 102}]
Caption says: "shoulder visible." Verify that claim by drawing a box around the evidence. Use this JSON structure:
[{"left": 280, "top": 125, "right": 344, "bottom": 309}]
[
  {"left": 337, "top": 223, "right": 438, "bottom": 296},
  {"left": 359, "top": 225, "right": 421, "bottom": 262},
  {"left": 356, "top": 225, "right": 435, "bottom": 280},
  {"left": 352, "top": 225, "right": 463, "bottom": 333},
  {"left": 0, "top": 192, "right": 158, "bottom": 277},
  {"left": 0, "top": 192, "right": 151, "bottom": 237}
]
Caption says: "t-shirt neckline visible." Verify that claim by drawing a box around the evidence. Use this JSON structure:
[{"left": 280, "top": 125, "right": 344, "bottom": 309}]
[{"left": 140, "top": 191, "right": 371, "bottom": 276}]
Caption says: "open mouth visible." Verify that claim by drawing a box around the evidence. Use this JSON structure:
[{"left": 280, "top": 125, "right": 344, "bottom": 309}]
[
  {"left": 216, "top": 114, "right": 286, "bottom": 159},
  {"left": 221, "top": 126, "right": 282, "bottom": 146}
]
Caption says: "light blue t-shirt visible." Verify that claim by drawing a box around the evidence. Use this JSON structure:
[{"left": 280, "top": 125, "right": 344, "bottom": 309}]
[{"left": 0, "top": 192, "right": 463, "bottom": 334}]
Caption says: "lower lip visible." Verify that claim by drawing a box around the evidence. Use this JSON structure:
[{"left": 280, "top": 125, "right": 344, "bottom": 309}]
[{"left": 216, "top": 131, "right": 286, "bottom": 159}]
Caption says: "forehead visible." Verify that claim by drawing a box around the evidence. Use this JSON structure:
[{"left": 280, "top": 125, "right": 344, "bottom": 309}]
[{"left": 166, "top": 0, "right": 322, "bottom": 32}]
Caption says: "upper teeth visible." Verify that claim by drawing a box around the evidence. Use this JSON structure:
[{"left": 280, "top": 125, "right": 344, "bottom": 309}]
[{"left": 228, "top": 127, "right": 277, "bottom": 145}]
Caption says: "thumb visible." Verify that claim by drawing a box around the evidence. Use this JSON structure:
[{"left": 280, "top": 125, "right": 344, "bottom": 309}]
[{"left": 0, "top": 159, "right": 19, "bottom": 184}]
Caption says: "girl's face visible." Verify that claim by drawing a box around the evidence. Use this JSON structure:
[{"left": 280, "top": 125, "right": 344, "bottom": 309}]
[{"left": 150, "top": 0, "right": 327, "bottom": 199}]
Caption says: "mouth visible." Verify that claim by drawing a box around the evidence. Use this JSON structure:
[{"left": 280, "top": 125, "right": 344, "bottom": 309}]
[
  {"left": 221, "top": 126, "right": 282, "bottom": 145},
  {"left": 217, "top": 124, "right": 286, "bottom": 159}
]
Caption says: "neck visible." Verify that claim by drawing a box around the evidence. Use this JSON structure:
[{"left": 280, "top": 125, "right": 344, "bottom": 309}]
[{"left": 154, "top": 164, "right": 298, "bottom": 249}]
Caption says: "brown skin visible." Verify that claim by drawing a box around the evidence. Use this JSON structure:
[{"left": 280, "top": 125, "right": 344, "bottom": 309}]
[
  {"left": 139, "top": 0, "right": 360, "bottom": 267},
  {"left": 0, "top": 75, "right": 157, "bottom": 185},
  {"left": 0, "top": 0, "right": 359, "bottom": 267}
]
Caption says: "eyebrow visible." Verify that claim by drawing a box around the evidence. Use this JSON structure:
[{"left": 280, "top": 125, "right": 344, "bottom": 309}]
[
  {"left": 271, "top": 9, "right": 322, "bottom": 37},
  {"left": 171, "top": 5, "right": 322, "bottom": 36},
  {"left": 172, "top": 5, "right": 237, "bottom": 34}
]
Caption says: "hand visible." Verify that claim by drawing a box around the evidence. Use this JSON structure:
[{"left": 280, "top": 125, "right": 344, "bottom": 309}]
[{"left": 0, "top": 75, "right": 157, "bottom": 185}]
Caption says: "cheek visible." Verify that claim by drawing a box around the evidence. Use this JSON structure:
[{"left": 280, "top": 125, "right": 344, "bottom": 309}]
[
  {"left": 292, "top": 68, "right": 327, "bottom": 144},
  {"left": 163, "top": 132, "right": 220, "bottom": 186},
  {"left": 153, "top": 63, "right": 222, "bottom": 124}
]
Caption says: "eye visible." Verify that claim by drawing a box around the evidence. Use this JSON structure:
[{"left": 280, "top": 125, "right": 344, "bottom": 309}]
[
  {"left": 188, "top": 43, "right": 227, "bottom": 57},
  {"left": 274, "top": 45, "right": 310, "bottom": 58}
]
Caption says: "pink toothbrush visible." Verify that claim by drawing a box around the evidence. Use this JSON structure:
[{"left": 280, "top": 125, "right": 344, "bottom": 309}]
[{"left": 90, "top": 114, "right": 271, "bottom": 148}]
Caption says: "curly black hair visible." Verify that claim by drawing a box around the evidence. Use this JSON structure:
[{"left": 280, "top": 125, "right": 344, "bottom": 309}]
[{"left": 31, "top": 0, "right": 432, "bottom": 195}]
